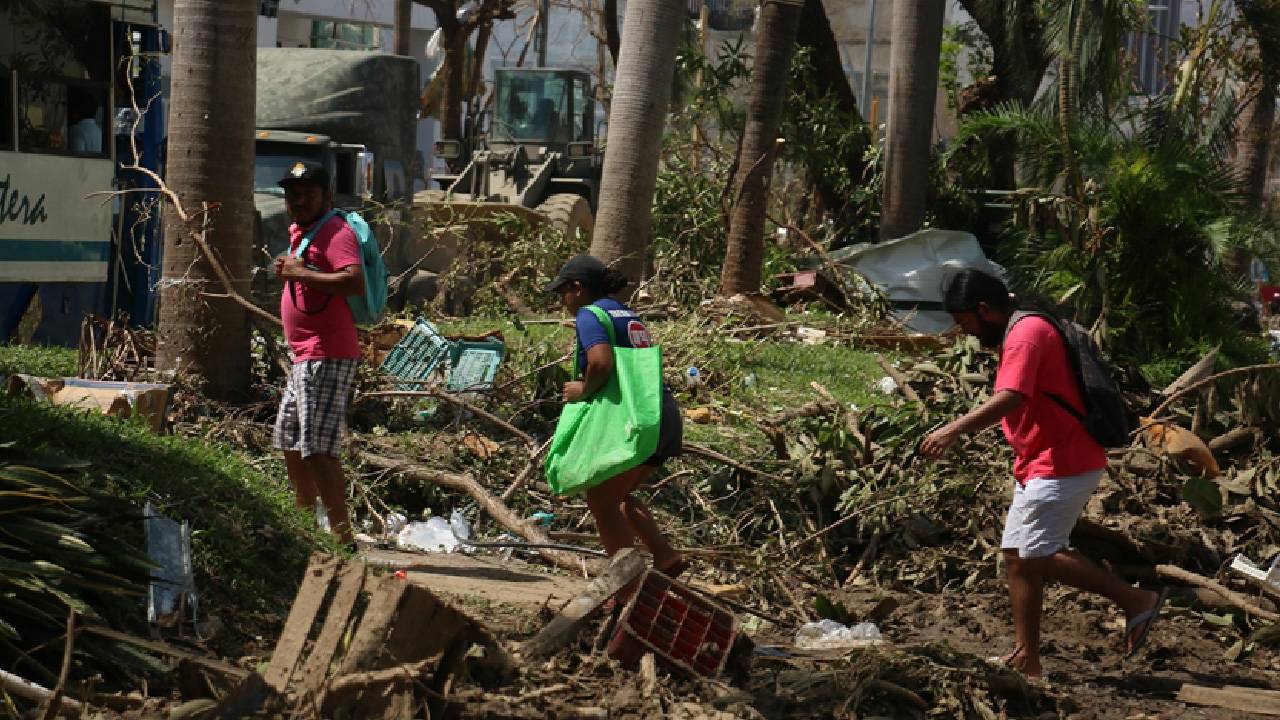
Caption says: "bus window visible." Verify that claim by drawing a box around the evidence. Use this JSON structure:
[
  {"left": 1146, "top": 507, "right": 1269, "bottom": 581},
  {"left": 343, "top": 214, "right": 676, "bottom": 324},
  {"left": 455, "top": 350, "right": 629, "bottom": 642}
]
[{"left": 0, "top": 68, "right": 12, "bottom": 151}]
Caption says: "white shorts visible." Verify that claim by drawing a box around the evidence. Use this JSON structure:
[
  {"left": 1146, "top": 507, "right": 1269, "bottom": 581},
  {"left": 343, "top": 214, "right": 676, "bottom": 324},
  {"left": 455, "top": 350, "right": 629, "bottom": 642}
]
[{"left": 1000, "top": 469, "right": 1104, "bottom": 559}]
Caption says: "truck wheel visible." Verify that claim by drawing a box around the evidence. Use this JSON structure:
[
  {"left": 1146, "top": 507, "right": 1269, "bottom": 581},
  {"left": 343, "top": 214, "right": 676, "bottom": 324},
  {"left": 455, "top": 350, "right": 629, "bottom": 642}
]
[{"left": 538, "top": 193, "right": 594, "bottom": 243}]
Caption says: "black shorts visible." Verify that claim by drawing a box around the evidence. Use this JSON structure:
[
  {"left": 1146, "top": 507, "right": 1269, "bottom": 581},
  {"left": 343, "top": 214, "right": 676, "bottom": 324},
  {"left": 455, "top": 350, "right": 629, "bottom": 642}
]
[{"left": 643, "top": 389, "right": 683, "bottom": 469}]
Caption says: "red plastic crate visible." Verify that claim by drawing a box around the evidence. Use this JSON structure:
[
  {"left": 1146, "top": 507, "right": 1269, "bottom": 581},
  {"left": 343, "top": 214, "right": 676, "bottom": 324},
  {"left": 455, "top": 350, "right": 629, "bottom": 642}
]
[{"left": 607, "top": 570, "right": 738, "bottom": 678}]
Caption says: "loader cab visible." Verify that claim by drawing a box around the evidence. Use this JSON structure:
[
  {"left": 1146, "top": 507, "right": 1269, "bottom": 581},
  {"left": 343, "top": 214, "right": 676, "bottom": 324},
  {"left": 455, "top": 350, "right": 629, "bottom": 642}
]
[{"left": 487, "top": 68, "right": 595, "bottom": 160}]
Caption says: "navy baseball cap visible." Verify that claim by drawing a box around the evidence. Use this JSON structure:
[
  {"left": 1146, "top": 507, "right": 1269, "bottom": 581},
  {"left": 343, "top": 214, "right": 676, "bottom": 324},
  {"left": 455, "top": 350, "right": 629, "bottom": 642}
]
[
  {"left": 545, "top": 254, "right": 607, "bottom": 292},
  {"left": 278, "top": 161, "right": 330, "bottom": 190}
]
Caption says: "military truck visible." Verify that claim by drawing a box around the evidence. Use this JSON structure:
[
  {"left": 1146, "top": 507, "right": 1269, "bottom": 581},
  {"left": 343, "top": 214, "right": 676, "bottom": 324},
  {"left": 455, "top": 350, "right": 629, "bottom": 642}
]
[
  {"left": 251, "top": 48, "right": 421, "bottom": 303},
  {"left": 403, "top": 67, "right": 601, "bottom": 305}
]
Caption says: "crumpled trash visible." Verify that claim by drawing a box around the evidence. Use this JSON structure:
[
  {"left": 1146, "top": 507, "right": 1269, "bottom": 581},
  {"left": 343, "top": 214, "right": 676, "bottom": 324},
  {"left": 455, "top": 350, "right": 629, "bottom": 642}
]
[
  {"left": 383, "top": 512, "right": 408, "bottom": 537},
  {"left": 874, "top": 376, "right": 899, "bottom": 395},
  {"left": 397, "top": 510, "right": 473, "bottom": 553},
  {"left": 795, "top": 619, "right": 882, "bottom": 649}
]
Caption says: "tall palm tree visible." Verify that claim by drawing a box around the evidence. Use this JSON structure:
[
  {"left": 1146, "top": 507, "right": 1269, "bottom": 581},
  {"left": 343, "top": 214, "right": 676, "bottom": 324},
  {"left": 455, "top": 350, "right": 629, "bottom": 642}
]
[
  {"left": 157, "top": 0, "right": 257, "bottom": 400},
  {"left": 1235, "top": 0, "right": 1280, "bottom": 212},
  {"left": 879, "top": 0, "right": 947, "bottom": 241},
  {"left": 588, "top": 0, "right": 687, "bottom": 284},
  {"left": 719, "top": 0, "right": 803, "bottom": 295}
]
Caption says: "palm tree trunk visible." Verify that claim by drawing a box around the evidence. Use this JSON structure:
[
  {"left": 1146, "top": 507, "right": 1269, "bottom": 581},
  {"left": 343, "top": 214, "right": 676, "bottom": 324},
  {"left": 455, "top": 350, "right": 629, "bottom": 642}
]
[
  {"left": 157, "top": 0, "right": 256, "bottom": 401},
  {"left": 1236, "top": 79, "right": 1277, "bottom": 212},
  {"left": 879, "top": 0, "right": 946, "bottom": 241},
  {"left": 795, "top": 0, "right": 867, "bottom": 226},
  {"left": 588, "top": 0, "right": 686, "bottom": 284},
  {"left": 719, "top": 0, "right": 803, "bottom": 295}
]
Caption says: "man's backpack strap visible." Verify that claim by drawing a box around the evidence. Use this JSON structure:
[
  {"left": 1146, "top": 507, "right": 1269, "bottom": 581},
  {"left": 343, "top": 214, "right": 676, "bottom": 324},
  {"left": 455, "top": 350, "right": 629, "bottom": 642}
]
[
  {"left": 1004, "top": 310, "right": 1086, "bottom": 419},
  {"left": 287, "top": 210, "right": 342, "bottom": 316}
]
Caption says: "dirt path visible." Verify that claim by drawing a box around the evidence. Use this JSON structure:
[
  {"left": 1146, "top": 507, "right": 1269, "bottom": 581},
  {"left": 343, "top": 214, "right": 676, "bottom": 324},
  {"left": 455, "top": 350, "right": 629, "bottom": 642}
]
[{"left": 844, "top": 585, "right": 1280, "bottom": 719}]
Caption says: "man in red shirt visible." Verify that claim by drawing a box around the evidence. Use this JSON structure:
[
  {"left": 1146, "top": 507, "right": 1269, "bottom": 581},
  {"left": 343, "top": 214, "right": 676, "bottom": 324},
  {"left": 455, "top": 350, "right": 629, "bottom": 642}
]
[
  {"left": 272, "top": 162, "right": 363, "bottom": 546},
  {"left": 922, "top": 269, "right": 1165, "bottom": 678}
]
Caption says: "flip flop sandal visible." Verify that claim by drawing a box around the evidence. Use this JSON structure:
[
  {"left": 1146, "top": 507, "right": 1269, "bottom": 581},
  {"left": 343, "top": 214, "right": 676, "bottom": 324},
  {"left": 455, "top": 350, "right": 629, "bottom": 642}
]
[{"left": 1124, "top": 586, "right": 1169, "bottom": 658}]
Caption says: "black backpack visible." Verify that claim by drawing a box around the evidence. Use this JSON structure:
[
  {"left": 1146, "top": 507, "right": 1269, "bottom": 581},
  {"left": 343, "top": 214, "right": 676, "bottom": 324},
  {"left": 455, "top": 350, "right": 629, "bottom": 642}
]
[{"left": 1005, "top": 310, "right": 1130, "bottom": 448}]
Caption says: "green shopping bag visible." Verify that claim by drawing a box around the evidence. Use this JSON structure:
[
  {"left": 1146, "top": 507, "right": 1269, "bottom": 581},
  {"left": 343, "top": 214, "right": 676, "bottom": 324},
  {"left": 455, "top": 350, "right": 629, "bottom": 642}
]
[{"left": 544, "top": 305, "right": 663, "bottom": 496}]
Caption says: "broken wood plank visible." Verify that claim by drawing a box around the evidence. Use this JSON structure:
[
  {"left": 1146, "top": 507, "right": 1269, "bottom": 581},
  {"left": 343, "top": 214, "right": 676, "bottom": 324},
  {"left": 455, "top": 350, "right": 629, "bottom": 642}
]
[
  {"left": 296, "top": 562, "right": 368, "bottom": 698},
  {"left": 80, "top": 626, "right": 249, "bottom": 680},
  {"left": 519, "top": 548, "right": 646, "bottom": 660},
  {"left": 1176, "top": 683, "right": 1280, "bottom": 715},
  {"left": 264, "top": 554, "right": 340, "bottom": 692},
  {"left": 336, "top": 576, "right": 409, "bottom": 676}
]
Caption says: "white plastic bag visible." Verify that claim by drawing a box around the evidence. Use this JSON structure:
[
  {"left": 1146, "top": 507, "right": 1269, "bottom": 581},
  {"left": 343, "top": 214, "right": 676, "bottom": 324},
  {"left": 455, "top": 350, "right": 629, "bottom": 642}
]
[
  {"left": 795, "top": 619, "right": 882, "bottom": 649},
  {"left": 397, "top": 517, "right": 459, "bottom": 552}
]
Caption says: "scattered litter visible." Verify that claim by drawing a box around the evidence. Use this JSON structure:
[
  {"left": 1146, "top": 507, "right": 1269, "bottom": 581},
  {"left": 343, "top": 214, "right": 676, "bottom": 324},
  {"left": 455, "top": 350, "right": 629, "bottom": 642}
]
[
  {"left": 795, "top": 326, "right": 828, "bottom": 345},
  {"left": 795, "top": 619, "right": 882, "bottom": 649},
  {"left": 396, "top": 510, "right": 472, "bottom": 553},
  {"left": 874, "top": 376, "right": 899, "bottom": 395},
  {"left": 6, "top": 375, "right": 172, "bottom": 432},
  {"left": 840, "top": 228, "right": 1005, "bottom": 333},
  {"left": 608, "top": 570, "right": 740, "bottom": 678},
  {"left": 144, "top": 503, "right": 197, "bottom": 629},
  {"left": 382, "top": 511, "right": 407, "bottom": 537},
  {"left": 1230, "top": 553, "right": 1280, "bottom": 592},
  {"left": 529, "top": 511, "right": 556, "bottom": 526}
]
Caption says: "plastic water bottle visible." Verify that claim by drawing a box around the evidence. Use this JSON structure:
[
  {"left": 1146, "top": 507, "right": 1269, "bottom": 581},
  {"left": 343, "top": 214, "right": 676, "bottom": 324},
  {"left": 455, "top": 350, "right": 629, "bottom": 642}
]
[
  {"left": 314, "top": 498, "right": 331, "bottom": 533},
  {"left": 686, "top": 367, "right": 701, "bottom": 391}
]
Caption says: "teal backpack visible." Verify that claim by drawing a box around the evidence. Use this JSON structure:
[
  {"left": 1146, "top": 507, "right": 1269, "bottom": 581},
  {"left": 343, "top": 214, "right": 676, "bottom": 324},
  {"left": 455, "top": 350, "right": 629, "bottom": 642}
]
[{"left": 290, "top": 209, "right": 387, "bottom": 325}]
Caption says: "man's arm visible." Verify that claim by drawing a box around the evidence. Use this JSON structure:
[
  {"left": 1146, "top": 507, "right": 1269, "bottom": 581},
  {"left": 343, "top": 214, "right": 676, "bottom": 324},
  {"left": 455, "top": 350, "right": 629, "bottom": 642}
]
[
  {"left": 277, "top": 257, "right": 364, "bottom": 296},
  {"left": 920, "top": 389, "right": 1025, "bottom": 458}
]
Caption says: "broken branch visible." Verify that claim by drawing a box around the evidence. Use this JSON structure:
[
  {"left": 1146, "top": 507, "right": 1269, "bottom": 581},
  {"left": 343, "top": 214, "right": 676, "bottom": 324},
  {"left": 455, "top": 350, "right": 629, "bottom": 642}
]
[
  {"left": 1156, "top": 564, "right": 1280, "bottom": 622},
  {"left": 682, "top": 442, "right": 787, "bottom": 482},
  {"left": 359, "top": 451, "right": 585, "bottom": 573},
  {"left": 359, "top": 390, "right": 536, "bottom": 447}
]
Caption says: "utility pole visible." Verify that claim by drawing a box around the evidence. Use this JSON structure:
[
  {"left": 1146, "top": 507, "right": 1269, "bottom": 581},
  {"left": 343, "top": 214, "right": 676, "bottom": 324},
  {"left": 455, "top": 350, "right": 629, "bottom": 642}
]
[
  {"left": 394, "top": 0, "right": 413, "bottom": 55},
  {"left": 536, "top": 0, "right": 550, "bottom": 66}
]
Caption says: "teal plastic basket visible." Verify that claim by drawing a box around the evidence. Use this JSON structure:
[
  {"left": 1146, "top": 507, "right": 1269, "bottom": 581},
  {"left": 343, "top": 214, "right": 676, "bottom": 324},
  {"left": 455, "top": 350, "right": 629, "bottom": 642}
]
[{"left": 379, "top": 318, "right": 451, "bottom": 391}]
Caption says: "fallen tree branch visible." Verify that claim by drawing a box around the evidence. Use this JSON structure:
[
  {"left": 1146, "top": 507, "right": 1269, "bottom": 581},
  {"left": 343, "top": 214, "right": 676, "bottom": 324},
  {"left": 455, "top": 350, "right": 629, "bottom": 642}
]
[
  {"left": 323, "top": 658, "right": 435, "bottom": 695},
  {"left": 38, "top": 611, "right": 76, "bottom": 720},
  {"left": 191, "top": 203, "right": 283, "bottom": 328},
  {"left": 359, "top": 451, "right": 586, "bottom": 573},
  {"left": 682, "top": 442, "right": 787, "bottom": 482},
  {"left": 0, "top": 669, "right": 85, "bottom": 717},
  {"left": 358, "top": 390, "right": 536, "bottom": 448},
  {"left": 1148, "top": 364, "right": 1280, "bottom": 421},
  {"left": 1155, "top": 565, "right": 1280, "bottom": 622}
]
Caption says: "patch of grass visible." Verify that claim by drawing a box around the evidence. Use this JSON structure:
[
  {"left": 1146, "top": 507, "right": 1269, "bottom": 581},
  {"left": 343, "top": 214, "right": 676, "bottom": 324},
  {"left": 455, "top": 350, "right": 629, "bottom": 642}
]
[
  {"left": 0, "top": 396, "right": 324, "bottom": 649},
  {"left": 0, "top": 343, "right": 78, "bottom": 379}
]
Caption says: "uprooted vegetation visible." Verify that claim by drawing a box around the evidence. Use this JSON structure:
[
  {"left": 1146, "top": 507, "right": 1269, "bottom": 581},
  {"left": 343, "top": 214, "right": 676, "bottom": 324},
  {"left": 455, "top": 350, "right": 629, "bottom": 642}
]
[{"left": 2, "top": 292, "right": 1280, "bottom": 717}]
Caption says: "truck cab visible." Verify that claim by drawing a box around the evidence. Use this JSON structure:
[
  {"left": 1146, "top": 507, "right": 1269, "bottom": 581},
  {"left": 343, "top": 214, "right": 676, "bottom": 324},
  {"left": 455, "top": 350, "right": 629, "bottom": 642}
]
[
  {"left": 251, "top": 130, "right": 373, "bottom": 298},
  {"left": 432, "top": 68, "right": 601, "bottom": 209}
]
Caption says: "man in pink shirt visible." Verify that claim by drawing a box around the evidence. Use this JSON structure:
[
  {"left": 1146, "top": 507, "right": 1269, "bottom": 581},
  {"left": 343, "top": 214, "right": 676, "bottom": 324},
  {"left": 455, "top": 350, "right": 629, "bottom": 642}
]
[
  {"left": 272, "top": 162, "right": 363, "bottom": 546},
  {"left": 922, "top": 269, "right": 1165, "bottom": 678}
]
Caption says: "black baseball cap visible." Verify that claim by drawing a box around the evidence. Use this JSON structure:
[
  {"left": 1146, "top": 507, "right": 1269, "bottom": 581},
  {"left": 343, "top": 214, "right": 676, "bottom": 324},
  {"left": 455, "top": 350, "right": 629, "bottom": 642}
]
[
  {"left": 278, "top": 161, "right": 330, "bottom": 190},
  {"left": 545, "top": 254, "right": 607, "bottom": 292}
]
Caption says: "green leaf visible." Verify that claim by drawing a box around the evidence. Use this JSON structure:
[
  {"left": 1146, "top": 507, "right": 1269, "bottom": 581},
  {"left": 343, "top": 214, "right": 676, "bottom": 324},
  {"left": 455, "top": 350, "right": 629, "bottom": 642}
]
[
  {"left": 1201, "top": 611, "right": 1235, "bottom": 627},
  {"left": 1182, "top": 476, "right": 1223, "bottom": 519}
]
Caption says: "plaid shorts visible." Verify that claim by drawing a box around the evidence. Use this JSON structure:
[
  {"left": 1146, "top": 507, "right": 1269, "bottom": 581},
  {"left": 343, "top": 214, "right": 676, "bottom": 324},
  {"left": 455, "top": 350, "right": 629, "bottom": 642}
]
[{"left": 273, "top": 359, "right": 358, "bottom": 458}]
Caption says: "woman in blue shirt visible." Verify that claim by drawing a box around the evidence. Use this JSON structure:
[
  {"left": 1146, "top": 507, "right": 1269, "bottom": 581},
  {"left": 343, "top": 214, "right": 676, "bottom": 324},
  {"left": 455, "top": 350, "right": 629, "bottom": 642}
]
[{"left": 546, "top": 254, "right": 688, "bottom": 580}]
